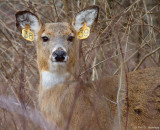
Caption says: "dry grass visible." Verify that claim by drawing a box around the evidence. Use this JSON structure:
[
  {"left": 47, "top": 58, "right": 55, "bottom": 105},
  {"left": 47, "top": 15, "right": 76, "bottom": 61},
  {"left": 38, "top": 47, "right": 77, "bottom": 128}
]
[{"left": 0, "top": 0, "right": 160, "bottom": 129}]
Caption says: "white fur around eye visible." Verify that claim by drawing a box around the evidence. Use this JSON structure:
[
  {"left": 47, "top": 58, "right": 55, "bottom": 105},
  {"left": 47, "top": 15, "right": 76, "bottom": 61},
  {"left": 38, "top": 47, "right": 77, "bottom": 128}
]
[{"left": 73, "top": 9, "right": 98, "bottom": 31}]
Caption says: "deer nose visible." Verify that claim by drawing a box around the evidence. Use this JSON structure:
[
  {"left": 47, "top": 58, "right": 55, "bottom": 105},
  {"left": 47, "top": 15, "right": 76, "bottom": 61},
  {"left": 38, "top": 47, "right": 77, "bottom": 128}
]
[{"left": 52, "top": 48, "right": 67, "bottom": 62}]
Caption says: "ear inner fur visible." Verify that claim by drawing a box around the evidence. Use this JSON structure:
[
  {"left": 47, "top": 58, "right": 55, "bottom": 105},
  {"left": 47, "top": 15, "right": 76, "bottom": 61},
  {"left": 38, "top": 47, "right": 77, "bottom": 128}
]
[
  {"left": 15, "top": 10, "right": 42, "bottom": 36},
  {"left": 72, "top": 5, "right": 99, "bottom": 31}
]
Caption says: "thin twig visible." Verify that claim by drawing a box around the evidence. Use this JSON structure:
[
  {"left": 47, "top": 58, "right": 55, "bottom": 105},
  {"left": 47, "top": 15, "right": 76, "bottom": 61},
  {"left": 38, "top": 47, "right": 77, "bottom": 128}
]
[
  {"left": 134, "top": 47, "right": 160, "bottom": 71},
  {"left": 103, "top": 96, "right": 117, "bottom": 104}
]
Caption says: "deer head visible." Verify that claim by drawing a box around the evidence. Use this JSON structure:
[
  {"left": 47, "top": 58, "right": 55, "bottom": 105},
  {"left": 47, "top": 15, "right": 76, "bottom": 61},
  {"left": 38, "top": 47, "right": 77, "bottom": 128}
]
[{"left": 16, "top": 6, "right": 99, "bottom": 88}]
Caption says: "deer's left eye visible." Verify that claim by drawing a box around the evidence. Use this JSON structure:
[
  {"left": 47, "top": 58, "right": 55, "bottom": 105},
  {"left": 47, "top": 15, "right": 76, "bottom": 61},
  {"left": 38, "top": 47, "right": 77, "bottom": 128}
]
[
  {"left": 67, "top": 36, "right": 75, "bottom": 42},
  {"left": 42, "top": 36, "right": 49, "bottom": 42}
]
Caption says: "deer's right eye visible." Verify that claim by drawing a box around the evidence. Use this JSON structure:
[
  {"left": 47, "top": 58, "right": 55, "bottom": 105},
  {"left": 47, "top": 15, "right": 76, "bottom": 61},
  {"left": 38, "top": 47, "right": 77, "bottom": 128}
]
[
  {"left": 67, "top": 36, "right": 75, "bottom": 42},
  {"left": 42, "top": 36, "right": 49, "bottom": 42}
]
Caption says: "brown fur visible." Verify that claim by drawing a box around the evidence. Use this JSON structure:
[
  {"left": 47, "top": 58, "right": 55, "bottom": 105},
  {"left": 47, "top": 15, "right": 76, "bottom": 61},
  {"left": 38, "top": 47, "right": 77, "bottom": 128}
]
[
  {"left": 40, "top": 81, "right": 112, "bottom": 130},
  {"left": 97, "top": 67, "right": 160, "bottom": 129}
]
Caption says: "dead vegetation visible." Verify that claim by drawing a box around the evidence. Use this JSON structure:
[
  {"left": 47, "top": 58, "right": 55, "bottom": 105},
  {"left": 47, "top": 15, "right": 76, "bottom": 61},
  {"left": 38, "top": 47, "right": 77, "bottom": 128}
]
[{"left": 0, "top": 0, "right": 160, "bottom": 129}]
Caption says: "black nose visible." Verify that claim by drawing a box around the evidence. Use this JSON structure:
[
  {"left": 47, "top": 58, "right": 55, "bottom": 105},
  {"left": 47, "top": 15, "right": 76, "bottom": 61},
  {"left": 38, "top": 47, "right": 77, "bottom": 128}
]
[{"left": 52, "top": 48, "right": 67, "bottom": 62}]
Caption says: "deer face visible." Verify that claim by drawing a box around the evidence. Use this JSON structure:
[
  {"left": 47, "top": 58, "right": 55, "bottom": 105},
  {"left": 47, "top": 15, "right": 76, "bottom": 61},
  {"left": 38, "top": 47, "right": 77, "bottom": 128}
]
[
  {"left": 36, "top": 22, "right": 77, "bottom": 73},
  {"left": 16, "top": 6, "right": 99, "bottom": 75}
]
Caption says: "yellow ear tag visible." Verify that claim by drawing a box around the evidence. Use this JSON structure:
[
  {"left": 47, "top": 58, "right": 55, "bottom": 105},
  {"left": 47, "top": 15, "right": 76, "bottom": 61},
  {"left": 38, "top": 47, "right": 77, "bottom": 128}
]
[
  {"left": 22, "top": 25, "right": 34, "bottom": 41},
  {"left": 78, "top": 22, "right": 90, "bottom": 39}
]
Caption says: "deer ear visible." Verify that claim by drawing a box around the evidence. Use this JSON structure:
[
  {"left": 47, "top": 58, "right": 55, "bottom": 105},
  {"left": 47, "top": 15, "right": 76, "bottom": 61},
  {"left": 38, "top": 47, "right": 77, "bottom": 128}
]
[
  {"left": 72, "top": 6, "right": 99, "bottom": 31},
  {"left": 15, "top": 11, "right": 42, "bottom": 35}
]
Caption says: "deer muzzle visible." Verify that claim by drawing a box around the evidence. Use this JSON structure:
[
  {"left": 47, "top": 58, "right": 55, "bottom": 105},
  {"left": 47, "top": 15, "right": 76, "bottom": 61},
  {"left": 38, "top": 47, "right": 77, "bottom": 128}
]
[{"left": 52, "top": 47, "right": 67, "bottom": 62}]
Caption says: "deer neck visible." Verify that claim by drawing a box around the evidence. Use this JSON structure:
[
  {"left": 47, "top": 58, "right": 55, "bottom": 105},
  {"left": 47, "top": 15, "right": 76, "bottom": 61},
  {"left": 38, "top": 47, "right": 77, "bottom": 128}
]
[
  {"left": 38, "top": 69, "right": 77, "bottom": 111},
  {"left": 40, "top": 70, "right": 75, "bottom": 90}
]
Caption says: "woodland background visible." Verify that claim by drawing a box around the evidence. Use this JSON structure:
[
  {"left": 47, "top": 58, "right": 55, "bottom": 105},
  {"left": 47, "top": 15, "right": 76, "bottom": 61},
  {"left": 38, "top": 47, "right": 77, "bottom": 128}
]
[{"left": 0, "top": 0, "right": 160, "bottom": 129}]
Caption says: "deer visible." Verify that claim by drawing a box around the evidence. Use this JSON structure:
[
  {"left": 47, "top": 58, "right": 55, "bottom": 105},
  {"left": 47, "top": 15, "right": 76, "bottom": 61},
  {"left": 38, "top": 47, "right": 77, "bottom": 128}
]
[
  {"left": 15, "top": 6, "right": 113, "bottom": 130},
  {"left": 15, "top": 6, "right": 160, "bottom": 130}
]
